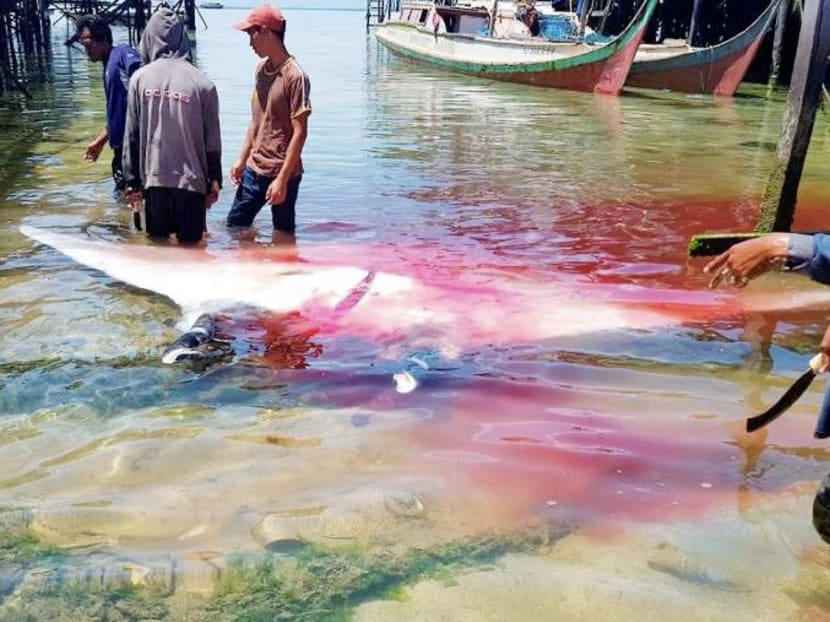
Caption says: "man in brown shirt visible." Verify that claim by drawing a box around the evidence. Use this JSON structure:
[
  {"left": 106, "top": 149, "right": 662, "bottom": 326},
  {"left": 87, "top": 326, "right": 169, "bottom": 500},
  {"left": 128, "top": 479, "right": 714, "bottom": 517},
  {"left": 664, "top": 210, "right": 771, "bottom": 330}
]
[{"left": 227, "top": 4, "right": 311, "bottom": 242}]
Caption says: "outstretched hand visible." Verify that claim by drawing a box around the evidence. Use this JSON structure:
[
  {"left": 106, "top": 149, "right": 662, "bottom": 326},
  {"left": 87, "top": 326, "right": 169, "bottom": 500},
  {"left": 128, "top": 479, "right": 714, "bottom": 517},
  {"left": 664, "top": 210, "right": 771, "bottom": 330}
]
[
  {"left": 230, "top": 160, "right": 245, "bottom": 186},
  {"left": 703, "top": 234, "right": 789, "bottom": 289},
  {"left": 124, "top": 188, "right": 143, "bottom": 211},
  {"left": 84, "top": 140, "right": 104, "bottom": 162},
  {"left": 266, "top": 177, "right": 287, "bottom": 205}
]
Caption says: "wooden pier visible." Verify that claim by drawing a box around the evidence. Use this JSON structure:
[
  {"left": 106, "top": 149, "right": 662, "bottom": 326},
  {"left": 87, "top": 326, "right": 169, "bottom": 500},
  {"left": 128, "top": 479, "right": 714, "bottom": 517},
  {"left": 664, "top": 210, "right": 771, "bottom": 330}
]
[
  {"left": 0, "top": 0, "right": 51, "bottom": 97},
  {"left": 0, "top": 0, "right": 197, "bottom": 98},
  {"left": 50, "top": 0, "right": 152, "bottom": 45}
]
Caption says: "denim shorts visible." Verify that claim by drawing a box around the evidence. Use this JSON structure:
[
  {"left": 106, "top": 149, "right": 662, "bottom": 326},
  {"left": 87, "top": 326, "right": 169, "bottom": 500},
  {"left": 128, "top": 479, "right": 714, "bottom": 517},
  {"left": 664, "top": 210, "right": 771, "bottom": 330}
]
[{"left": 226, "top": 167, "right": 302, "bottom": 234}]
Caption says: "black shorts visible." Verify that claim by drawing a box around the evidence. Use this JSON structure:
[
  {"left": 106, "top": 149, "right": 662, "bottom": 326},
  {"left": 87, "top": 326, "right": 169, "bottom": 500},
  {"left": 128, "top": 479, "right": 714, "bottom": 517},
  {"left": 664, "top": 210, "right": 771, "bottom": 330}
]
[{"left": 144, "top": 187, "right": 206, "bottom": 244}]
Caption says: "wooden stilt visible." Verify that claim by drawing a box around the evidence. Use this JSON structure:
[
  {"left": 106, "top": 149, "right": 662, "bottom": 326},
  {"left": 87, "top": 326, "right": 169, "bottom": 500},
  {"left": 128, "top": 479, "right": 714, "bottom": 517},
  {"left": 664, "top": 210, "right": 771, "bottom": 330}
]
[
  {"left": 768, "top": 0, "right": 790, "bottom": 93},
  {"left": 687, "top": 0, "right": 703, "bottom": 46},
  {"left": 184, "top": 0, "right": 197, "bottom": 31},
  {"left": 689, "top": 0, "right": 830, "bottom": 256},
  {"left": 757, "top": 0, "right": 830, "bottom": 233}
]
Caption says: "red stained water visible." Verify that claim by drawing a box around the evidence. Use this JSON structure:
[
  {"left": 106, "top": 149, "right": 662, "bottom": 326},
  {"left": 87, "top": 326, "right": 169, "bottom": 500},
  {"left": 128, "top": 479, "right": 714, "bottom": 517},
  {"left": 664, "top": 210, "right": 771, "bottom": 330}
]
[
  {"left": 209, "top": 192, "right": 830, "bottom": 532},
  {"left": 190, "top": 78, "right": 830, "bottom": 535},
  {"left": 393, "top": 374, "right": 769, "bottom": 528}
]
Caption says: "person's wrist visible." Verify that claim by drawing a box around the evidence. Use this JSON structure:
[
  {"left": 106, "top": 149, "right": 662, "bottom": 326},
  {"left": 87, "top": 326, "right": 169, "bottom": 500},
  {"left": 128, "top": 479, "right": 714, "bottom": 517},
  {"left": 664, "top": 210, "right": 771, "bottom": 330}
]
[
  {"left": 766, "top": 233, "right": 790, "bottom": 269},
  {"left": 770, "top": 233, "right": 790, "bottom": 256}
]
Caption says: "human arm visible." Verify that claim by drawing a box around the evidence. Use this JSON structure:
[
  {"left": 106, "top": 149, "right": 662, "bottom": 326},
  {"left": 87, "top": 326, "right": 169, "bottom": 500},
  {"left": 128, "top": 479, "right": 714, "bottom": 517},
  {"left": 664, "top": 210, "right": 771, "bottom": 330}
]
[
  {"left": 84, "top": 128, "right": 109, "bottom": 162},
  {"left": 266, "top": 71, "right": 311, "bottom": 205},
  {"left": 203, "top": 84, "right": 222, "bottom": 207},
  {"left": 702, "top": 232, "right": 830, "bottom": 288},
  {"left": 122, "top": 75, "right": 142, "bottom": 199},
  {"left": 230, "top": 118, "right": 256, "bottom": 186},
  {"left": 704, "top": 234, "right": 790, "bottom": 288},
  {"left": 266, "top": 111, "right": 309, "bottom": 205}
]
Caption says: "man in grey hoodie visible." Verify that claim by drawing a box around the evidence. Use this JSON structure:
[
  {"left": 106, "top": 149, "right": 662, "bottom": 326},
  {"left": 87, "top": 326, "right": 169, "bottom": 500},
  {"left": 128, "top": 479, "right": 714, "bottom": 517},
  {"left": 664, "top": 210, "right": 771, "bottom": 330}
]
[{"left": 123, "top": 8, "right": 222, "bottom": 244}]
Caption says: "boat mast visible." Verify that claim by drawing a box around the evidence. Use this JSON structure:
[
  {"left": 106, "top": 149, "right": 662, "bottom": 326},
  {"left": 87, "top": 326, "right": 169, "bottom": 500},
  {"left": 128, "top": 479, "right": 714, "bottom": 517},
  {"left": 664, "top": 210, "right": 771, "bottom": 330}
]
[
  {"left": 488, "top": 0, "right": 499, "bottom": 34},
  {"left": 687, "top": 0, "right": 703, "bottom": 46},
  {"left": 578, "top": 0, "right": 593, "bottom": 36}
]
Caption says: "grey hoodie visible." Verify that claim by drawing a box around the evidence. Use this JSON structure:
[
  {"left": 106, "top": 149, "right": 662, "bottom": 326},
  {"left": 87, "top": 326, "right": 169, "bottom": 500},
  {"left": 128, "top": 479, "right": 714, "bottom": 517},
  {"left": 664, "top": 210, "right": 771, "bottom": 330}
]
[{"left": 123, "top": 8, "right": 221, "bottom": 195}]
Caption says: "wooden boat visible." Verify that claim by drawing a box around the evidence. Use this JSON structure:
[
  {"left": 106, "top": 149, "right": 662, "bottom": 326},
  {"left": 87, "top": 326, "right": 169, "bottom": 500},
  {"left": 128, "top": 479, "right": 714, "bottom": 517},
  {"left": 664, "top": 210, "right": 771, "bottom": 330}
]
[
  {"left": 626, "top": 0, "right": 780, "bottom": 96},
  {"left": 374, "top": 0, "right": 658, "bottom": 95}
]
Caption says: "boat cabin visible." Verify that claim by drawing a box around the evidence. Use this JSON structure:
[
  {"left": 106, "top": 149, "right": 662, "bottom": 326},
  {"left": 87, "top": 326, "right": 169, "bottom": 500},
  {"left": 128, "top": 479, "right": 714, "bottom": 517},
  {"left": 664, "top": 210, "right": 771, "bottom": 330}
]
[
  {"left": 393, "top": 0, "right": 582, "bottom": 41},
  {"left": 398, "top": 1, "right": 490, "bottom": 35}
]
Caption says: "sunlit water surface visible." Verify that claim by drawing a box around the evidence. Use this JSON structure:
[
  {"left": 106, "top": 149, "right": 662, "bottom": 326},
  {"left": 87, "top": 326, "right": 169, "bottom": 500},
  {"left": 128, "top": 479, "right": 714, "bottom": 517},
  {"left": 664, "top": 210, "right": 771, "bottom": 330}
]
[{"left": 2, "top": 3, "right": 830, "bottom": 619}]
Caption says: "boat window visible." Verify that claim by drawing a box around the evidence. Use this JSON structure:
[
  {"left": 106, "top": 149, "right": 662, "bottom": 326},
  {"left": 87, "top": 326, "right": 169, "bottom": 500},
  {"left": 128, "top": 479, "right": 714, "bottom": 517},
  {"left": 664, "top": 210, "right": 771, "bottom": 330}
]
[
  {"left": 457, "top": 14, "right": 488, "bottom": 35},
  {"left": 432, "top": 7, "right": 490, "bottom": 34},
  {"left": 436, "top": 10, "right": 458, "bottom": 32},
  {"left": 419, "top": 9, "right": 428, "bottom": 23}
]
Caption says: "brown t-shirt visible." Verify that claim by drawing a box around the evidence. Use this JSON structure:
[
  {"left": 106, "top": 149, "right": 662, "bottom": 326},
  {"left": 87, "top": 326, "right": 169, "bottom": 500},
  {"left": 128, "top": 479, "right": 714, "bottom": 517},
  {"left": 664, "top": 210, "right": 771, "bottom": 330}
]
[{"left": 247, "top": 56, "right": 311, "bottom": 179}]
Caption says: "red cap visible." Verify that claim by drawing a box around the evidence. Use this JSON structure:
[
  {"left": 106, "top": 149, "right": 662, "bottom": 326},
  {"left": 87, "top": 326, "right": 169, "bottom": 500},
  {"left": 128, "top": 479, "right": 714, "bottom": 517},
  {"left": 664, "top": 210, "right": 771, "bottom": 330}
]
[{"left": 234, "top": 4, "right": 286, "bottom": 32}]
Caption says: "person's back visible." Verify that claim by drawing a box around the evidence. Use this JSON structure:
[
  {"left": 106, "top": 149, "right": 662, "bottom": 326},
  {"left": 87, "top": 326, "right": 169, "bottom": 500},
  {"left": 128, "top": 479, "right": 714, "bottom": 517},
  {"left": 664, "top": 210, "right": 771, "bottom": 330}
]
[
  {"left": 129, "top": 59, "right": 218, "bottom": 194},
  {"left": 123, "top": 8, "right": 222, "bottom": 243},
  {"left": 126, "top": 9, "right": 220, "bottom": 197}
]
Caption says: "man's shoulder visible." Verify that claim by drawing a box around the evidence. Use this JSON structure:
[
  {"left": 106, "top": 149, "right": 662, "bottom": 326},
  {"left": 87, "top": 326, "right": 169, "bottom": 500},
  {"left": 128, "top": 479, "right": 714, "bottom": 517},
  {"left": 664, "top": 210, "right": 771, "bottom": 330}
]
[
  {"left": 187, "top": 64, "right": 218, "bottom": 93},
  {"left": 282, "top": 58, "right": 309, "bottom": 82},
  {"left": 112, "top": 44, "right": 141, "bottom": 63},
  {"left": 134, "top": 61, "right": 217, "bottom": 94},
  {"left": 127, "top": 60, "right": 165, "bottom": 87},
  {"left": 129, "top": 63, "right": 149, "bottom": 83}
]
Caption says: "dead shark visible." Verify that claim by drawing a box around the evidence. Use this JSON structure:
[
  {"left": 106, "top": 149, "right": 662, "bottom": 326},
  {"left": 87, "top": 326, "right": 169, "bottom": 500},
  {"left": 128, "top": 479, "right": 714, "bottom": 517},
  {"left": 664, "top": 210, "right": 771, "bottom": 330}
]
[
  {"left": 20, "top": 226, "right": 667, "bottom": 338},
  {"left": 19, "top": 225, "right": 825, "bottom": 386}
]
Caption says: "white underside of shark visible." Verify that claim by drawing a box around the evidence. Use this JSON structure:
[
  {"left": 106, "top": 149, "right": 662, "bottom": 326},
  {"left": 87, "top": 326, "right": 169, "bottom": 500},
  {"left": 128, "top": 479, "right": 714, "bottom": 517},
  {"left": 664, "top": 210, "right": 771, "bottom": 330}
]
[
  {"left": 19, "top": 226, "right": 412, "bottom": 323},
  {"left": 20, "top": 225, "right": 830, "bottom": 370},
  {"left": 18, "top": 226, "right": 672, "bottom": 344}
]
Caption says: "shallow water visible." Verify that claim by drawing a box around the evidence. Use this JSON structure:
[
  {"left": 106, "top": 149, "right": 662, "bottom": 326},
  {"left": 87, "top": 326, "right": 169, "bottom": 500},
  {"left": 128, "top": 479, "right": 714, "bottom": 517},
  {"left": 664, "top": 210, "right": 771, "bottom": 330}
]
[{"left": 2, "top": 2, "right": 830, "bottom": 619}]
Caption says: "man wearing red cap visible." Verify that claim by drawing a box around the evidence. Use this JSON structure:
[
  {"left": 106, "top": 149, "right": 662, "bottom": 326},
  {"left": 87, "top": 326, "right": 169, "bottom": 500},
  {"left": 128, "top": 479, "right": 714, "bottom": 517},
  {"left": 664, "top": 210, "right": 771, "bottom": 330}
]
[{"left": 227, "top": 4, "right": 311, "bottom": 242}]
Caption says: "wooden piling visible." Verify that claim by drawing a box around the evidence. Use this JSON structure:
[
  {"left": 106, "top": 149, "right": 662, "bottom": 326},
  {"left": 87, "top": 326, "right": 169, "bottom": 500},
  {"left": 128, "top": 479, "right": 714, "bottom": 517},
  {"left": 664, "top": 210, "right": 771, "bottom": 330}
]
[
  {"left": 768, "top": 0, "right": 790, "bottom": 92},
  {"left": 757, "top": 0, "right": 830, "bottom": 233},
  {"left": 185, "top": 0, "right": 197, "bottom": 31},
  {"left": 689, "top": 0, "right": 830, "bottom": 257},
  {"left": 0, "top": 0, "right": 50, "bottom": 98}
]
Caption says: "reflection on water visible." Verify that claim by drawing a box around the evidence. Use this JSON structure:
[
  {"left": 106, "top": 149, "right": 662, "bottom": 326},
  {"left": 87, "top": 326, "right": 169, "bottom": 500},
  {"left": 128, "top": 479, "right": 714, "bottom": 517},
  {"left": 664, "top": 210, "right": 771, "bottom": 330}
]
[{"left": 1, "top": 4, "right": 830, "bottom": 619}]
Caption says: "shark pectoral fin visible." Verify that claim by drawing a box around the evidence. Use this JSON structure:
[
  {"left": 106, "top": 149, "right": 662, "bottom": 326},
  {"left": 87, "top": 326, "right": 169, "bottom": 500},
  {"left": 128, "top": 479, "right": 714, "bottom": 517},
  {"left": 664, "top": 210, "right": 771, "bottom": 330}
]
[
  {"left": 161, "top": 347, "right": 208, "bottom": 365},
  {"left": 162, "top": 313, "right": 215, "bottom": 365}
]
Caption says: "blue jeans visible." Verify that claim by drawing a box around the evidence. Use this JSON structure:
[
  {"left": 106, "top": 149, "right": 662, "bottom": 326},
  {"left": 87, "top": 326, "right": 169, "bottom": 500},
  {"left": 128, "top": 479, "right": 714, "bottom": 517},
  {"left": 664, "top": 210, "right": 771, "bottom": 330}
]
[{"left": 226, "top": 167, "right": 302, "bottom": 234}]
